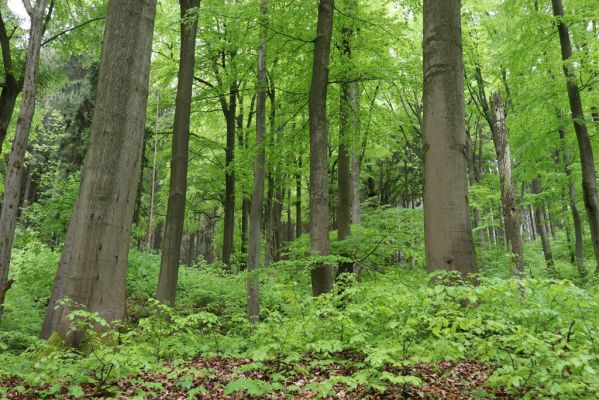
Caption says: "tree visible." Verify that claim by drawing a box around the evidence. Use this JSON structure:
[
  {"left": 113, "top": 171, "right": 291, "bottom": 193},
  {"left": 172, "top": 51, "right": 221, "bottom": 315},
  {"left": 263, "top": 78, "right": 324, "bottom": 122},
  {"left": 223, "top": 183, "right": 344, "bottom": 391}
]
[
  {"left": 422, "top": 0, "right": 477, "bottom": 276},
  {"left": 42, "top": 0, "right": 157, "bottom": 345},
  {"left": 551, "top": 0, "right": 599, "bottom": 272},
  {"left": 156, "top": 0, "right": 199, "bottom": 307},
  {"left": 490, "top": 91, "right": 524, "bottom": 276},
  {"left": 247, "top": 0, "right": 268, "bottom": 324},
  {"left": 309, "top": 0, "right": 335, "bottom": 296},
  {"left": 0, "top": 0, "right": 50, "bottom": 318}
]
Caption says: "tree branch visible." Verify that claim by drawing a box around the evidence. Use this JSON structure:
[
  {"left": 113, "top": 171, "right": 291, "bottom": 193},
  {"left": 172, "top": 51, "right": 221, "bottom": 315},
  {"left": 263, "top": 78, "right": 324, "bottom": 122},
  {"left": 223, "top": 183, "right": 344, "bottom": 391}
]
[
  {"left": 42, "top": 16, "right": 105, "bottom": 47},
  {"left": 22, "top": 0, "right": 33, "bottom": 17}
]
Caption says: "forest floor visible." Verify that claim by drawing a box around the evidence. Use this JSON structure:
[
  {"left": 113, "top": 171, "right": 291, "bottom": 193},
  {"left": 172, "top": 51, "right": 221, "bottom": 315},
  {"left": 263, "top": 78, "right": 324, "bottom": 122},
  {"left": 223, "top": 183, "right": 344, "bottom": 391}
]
[{"left": 3, "top": 354, "right": 509, "bottom": 399}]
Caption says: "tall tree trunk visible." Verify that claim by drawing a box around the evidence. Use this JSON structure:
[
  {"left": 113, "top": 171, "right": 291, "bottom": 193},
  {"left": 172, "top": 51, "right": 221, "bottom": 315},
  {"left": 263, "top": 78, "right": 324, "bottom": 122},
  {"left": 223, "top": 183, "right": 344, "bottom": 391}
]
[
  {"left": 558, "top": 117, "right": 585, "bottom": 276},
  {"left": 309, "top": 0, "right": 335, "bottom": 296},
  {"left": 156, "top": 0, "right": 199, "bottom": 307},
  {"left": 222, "top": 83, "right": 237, "bottom": 267},
  {"left": 532, "top": 178, "right": 556, "bottom": 274},
  {"left": 422, "top": 0, "right": 478, "bottom": 276},
  {"left": 0, "top": 0, "right": 47, "bottom": 319},
  {"left": 551, "top": 0, "right": 599, "bottom": 272},
  {"left": 490, "top": 92, "right": 524, "bottom": 276},
  {"left": 46, "top": 0, "right": 157, "bottom": 345},
  {"left": 247, "top": 0, "right": 268, "bottom": 324},
  {"left": 237, "top": 91, "right": 249, "bottom": 258}
]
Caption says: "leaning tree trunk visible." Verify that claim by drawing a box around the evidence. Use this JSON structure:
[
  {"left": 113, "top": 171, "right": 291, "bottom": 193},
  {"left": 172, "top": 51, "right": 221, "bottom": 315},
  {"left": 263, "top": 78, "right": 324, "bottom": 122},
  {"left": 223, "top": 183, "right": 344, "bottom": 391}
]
[
  {"left": 490, "top": 92, "right": 524, "bottom": 277},
  {"left": 309, "top": 0, "right": 335, "bottom": 296},
  {"left": 156, "top": 0, "right": 199, "bottom": 307},
  {"left": 247, "top": 0, "right": 268, "bottom": 324},
  {"left": 422, "top": 0, "right": 478, "bottom": 276},
  {"left": 551, "top": 0, "right": 599, "bottom": 272},
  {"left": 46, "top": 0, "right": 157, "bottom": 346},
  {"left": 532, "top": 178, "right": 556, "bottom": 275},
  {"left": 0, "top": 0, "right": 47, "bottom": 319}
]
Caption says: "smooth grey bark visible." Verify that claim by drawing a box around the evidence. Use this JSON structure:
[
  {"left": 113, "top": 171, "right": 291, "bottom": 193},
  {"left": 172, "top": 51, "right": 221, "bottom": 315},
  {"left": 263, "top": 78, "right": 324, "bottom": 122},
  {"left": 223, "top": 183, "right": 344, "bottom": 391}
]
[
  {"left": 350, "top": 80, "right": 361, "bottom": 224},
  {"left": 247, "top": 0, "right": 268, "bottom": 324},
  {"left": 222, "top": 82, "right": 237, "bottom": 268},
  {"left": 48, "top": 0, "right": 157, "bottom": 346},
  {"left": 490, "top": 92, "right": 524, "bottom": 277},
  {"left": 309, "top": 0, "right": 335, "bottom": 296},
  {"left": 422, "top": 0, "right": 478, "bottom": 276},
  {"left": 0, "top": 0, "right": 47, "bottom": 319},
  {"left": 156, "top": 0, "right": 199, "bottom": 307},
  {"left": 146, "top": 90, "right": 160, "bottom": 250},
  {"left": 532, "top": 178, "right": 556, "bottom": 274},
  {"left": 551, "top": 0, "right": 599, "bottom": 273}
]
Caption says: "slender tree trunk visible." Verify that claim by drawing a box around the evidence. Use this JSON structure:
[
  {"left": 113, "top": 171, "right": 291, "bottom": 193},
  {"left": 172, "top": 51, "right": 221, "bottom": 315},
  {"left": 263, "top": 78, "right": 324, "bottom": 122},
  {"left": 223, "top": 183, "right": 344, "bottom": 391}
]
[
  {"left": 146, "top": 90, "right": 160, "bottom": 250},
  {"left": 222, "top": 84, "right": 237, "bottom": 267},
  {"left": 247, "top": 0, "right": 268, "bottom": 324},
  {"left": 0, "top": 0, "right": 47, "bottom": 319},
  {"left": 422, "top": 0, "right": 478, "bottom": 276},
  {"left": 551, "top": 0, "right": 599, "bottom": 272},
  {"left": 350, "top": 81, "right": 361, "bottom": 224},
  {"left": 156, "top": 0, "right": 199, "bottom": 307},
  {"left": 309, "top": 0, "right": 335, "bottom": 296},
  {"left": 532, "top": 178, "right": 556, "bottom": 274},
  {"left": 46, "top": 0, "right": 157, "bottom": 345},
  {"left": 490, "top": 92, "right": 524, "bottom": 276},
  {"left": 237, "top": 92, "right": 249, "bottom": 258},
  {"left": 558, "top": 118, "right": 585, "bottom": 276},
  {"left": 295, "top": 156, "right": 302, "bottom": 238}
]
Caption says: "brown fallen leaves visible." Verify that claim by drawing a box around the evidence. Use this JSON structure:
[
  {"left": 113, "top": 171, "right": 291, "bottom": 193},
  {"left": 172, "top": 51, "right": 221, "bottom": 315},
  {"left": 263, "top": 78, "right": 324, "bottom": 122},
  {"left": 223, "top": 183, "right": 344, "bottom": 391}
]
[{"left": 2, "top": 355, "right": 511, "bottom": 399}]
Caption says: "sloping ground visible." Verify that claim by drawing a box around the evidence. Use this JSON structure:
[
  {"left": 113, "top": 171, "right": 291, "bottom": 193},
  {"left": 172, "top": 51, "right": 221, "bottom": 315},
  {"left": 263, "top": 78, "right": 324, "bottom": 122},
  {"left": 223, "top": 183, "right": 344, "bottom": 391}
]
[{"left": 2, "top": 356, "right": 510, "bottom": 399}]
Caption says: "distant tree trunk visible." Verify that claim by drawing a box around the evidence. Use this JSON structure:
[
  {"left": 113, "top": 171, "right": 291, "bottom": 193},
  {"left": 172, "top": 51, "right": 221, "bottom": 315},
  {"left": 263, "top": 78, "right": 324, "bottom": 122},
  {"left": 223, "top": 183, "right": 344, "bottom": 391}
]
[
  {"left": 156, "top": 0, "right": 199, "bottom": 307},
  {"left": 186, "top": 232, "right": 196, "bottom": 266},
  {"left": 222, "top": 83, "right": 237, "bottom": 268},
  {"left": 490, "top": 92, "right": 524, "bottom": 277},
  {"left": 146, "top": 90, "right": 160, "bottom": 250},
  {"left": 247, "top": 0, "right": 268, "bottom": 324},
  {"left": 309, "top": 0, "right": 334, "bottom": 296},
  {"left": 0, "top": 0, "right": 47, "bottom": 319},
  {"left": 295, "top": 156, "right": 302, "bottom": 237},
  {"left": 350, "top": 81, "right": 361, "bottom": 224},
  {"left": 237, "top": 91, "right": 249, "bottom": 258},
  {"left": 264, "top": 88, "right": 276, "bottom": 267},
  {"left": 558, "top": 117, "right": 585, "bottom": 276},
  {"left": 422, "top": 0, "right": 478, "bottom": 276},
  {"left": 532, "top": 178, "right": 556, "bottom": 274},
  {"left": 551, "top": 0, "right": 599, "bottom": 273},
  {"left": 46, "top": 0, "right": 157, "bottom": 346},
  {"left": 286, "top": 188, "right": 293, "bottom": 242}
]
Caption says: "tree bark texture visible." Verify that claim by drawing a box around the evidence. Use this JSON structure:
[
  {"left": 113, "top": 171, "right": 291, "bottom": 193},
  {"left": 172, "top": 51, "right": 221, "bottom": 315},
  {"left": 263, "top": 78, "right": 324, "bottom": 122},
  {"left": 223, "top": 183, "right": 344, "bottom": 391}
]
[
  {"left": 48, "top": 0, "right": 157, "bottom": 346},
  {"left": 532, "top": 178, "right": 556, "bottom": 274},
  {"left": 422, "top": 0, "right": 478, "bottom": 276},
  {"left": 309, "top": 0, "right": 335, "bottom": 296}
]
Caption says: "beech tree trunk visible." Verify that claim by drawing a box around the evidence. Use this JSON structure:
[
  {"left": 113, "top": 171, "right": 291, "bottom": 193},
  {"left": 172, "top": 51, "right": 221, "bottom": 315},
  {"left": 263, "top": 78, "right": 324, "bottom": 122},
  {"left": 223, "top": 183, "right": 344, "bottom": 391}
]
[
  {"left": 46, "top": 0, "right": 157, "bottom": 346},
  {"left": 156, "top": 0, "right": 199, "bottom": 307},
  {"left": 309, "top": 0, "right": 334, "bottom": 295},
  {"left": 222, "top": 83, "right": 237, "bottom": 268},
  {"left": 0, "top": 0, "right": 47, "bottom": 319},
  {"left": 422, "top": 0, "right": 478, "bottom": 276},
  {"left": 350, "top": 81, "right": 361, "bottom": 224},
  {"left": 146, "top": 90, "right": 160, "bottom": 250},
  {"left": 532, "top": 178, "right": 556, "bottom": 274},
  {"left": 551, "top": 0, "right": 599, "bottom": 272},
  {"left": 490, "top": 92, "right": 524, "bottom": 276},
  {"left": 247, "top": 0, "right": 268, "bottom": 324}
]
